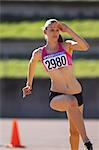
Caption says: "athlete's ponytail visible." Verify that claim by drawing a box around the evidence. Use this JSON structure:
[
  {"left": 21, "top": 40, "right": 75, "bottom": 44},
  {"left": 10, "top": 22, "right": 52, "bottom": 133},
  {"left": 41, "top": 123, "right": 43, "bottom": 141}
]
[{"left": 58, "top": 34, "right": 63, "bottom": 43}]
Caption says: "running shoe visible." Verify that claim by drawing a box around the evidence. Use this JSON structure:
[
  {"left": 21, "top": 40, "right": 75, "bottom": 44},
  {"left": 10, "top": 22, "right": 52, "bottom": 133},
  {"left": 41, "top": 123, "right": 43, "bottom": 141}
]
[{"left": 84, "top": 141, "right": 93, "bottom": 150}]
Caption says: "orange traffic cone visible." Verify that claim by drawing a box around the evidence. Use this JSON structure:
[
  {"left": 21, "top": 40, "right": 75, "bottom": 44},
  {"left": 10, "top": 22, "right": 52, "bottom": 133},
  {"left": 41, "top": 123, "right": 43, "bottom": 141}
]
[{"left": 7, "top": 119, "right": 25, "bottom": 148}]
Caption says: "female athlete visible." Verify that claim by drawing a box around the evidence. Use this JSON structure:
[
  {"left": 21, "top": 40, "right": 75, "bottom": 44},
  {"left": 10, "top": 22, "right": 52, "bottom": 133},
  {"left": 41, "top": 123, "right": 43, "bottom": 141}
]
[{"left": 22, "top": 19, "right": 93, "bottom": 150}]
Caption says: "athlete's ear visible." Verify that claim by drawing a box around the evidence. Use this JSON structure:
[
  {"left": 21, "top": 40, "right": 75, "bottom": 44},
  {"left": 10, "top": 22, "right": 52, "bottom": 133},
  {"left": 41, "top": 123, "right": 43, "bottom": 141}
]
[
  {"left": 41, "top": 26, "right": 47, "bottom": 35},
  {"left": 44, "top": 29, "right": 47, "bottom": 35}
]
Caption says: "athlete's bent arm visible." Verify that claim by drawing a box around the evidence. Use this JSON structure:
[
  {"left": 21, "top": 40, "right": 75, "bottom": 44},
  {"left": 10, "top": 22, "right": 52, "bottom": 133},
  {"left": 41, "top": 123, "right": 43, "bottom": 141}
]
[
  {"left": 27, "top": 50, "right": 40, "bottom": 87},
  {"left": 57, "top": 22, "right": 89, "bottom": 51},
  {"left": 22, "top": 49, "right": 41, "bottom": 97}
]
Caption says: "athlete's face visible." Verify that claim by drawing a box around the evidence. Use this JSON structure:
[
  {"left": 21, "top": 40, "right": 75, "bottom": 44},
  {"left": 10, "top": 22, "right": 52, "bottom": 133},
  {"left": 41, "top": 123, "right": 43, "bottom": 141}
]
[{"left": 45, "top": 22, "right": 60, "bottom": 41}]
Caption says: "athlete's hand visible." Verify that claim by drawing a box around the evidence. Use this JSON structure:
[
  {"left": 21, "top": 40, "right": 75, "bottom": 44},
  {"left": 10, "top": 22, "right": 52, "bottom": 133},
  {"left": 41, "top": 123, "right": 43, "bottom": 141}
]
[
  {"left": 22, "top": 85, "right": 32, "bottom": 98},
  {"left": 57, "top": 22, "right": 69, "bottom": 32}
]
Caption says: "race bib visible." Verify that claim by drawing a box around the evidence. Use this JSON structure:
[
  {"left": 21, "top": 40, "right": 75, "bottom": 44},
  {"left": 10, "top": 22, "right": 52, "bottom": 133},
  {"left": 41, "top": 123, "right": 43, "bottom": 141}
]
[{"left": 43, "top": 51, "right": 68, "bottom": 71}]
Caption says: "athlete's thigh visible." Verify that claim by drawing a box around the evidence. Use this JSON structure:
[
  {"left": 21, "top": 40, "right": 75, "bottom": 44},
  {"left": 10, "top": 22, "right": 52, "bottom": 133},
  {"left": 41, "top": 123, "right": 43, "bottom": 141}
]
[{"left": 50, "top": 94, "right": 74, "bottom": 112}]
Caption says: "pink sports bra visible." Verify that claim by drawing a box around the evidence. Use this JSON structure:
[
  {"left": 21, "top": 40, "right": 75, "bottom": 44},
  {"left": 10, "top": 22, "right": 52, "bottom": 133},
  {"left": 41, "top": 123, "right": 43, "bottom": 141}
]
[{"left": 42, "top": 42, "right": 72, "bottom": 71}]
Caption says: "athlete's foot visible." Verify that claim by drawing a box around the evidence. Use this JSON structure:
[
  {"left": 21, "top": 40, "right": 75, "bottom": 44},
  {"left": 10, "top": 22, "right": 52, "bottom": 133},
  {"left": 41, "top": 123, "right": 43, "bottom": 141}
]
[{"left": 84, "top": 141, "right": 93, "bottom": 150}]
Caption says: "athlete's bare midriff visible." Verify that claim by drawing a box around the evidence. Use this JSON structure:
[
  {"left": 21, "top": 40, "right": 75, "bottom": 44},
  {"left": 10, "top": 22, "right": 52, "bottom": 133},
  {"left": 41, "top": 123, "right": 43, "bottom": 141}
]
[
  {"left": 47, "top": 65, "right": 82, "bottom": 94},
  {"left": 39, "top": 48, "right": 82, "bottom": 94}
]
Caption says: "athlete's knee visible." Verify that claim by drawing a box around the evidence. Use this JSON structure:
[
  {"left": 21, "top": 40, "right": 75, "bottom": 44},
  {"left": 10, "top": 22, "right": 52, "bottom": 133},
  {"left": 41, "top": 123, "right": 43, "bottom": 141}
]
[
  {"left": 50, "top": 98, "right": 61, "bottom": 109},
  {"left": 50, "top": 100, "right": 54, "bottom": 109},
  {"left": 50, "top": 99, "right": 58, "bottom": 110},
  {"left": 67, "top": 97, "right": 78, "bottom": 109},
  {"left": 50, "top": 98, "right": 66, "bottom": 111}
]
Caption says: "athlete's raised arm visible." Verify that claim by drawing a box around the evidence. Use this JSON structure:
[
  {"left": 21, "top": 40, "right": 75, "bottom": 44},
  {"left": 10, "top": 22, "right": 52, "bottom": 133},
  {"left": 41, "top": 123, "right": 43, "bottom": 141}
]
[
  {"left": 22, "top": 49, "right": 41, "bottom": 98},
  {"left": 57, "top": 21, "right": 89, "bottom": 51}
]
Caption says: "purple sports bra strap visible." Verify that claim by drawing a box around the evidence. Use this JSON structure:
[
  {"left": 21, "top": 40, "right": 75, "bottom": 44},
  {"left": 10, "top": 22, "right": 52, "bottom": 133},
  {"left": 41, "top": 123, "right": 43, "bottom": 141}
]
[{"left": 42, "top": 46, "right": 47, "bottom": 56}]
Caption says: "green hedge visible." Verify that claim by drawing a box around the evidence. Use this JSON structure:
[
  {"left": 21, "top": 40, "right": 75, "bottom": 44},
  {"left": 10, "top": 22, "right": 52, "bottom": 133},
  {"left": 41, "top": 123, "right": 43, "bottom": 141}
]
[
  {"left": 0, "top": 59, "right": 99, "bottom": 78},
  {"left": 0, "top": 20, "right": 99, "bottom": 38}
]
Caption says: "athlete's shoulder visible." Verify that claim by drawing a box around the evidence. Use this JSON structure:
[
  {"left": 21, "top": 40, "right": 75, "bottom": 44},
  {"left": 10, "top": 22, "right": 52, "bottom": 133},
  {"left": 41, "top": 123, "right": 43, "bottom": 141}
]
[
  {"left": 32, "top": 46, "right": 43, "bottom": 61},
  {"left": 33, "top": 45, "right": 45, "bottom": 54}
]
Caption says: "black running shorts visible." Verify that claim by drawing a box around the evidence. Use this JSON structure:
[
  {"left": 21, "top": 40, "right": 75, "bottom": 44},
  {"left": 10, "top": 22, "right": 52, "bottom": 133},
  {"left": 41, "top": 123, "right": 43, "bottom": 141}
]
[{"left": 49, "top": 91, "right": 83, "bottom": 106}]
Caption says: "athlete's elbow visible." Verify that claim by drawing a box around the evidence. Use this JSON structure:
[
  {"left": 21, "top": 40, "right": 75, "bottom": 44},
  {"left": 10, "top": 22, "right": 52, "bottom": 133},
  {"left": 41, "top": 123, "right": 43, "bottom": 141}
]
[
  {"left": 81, "top": 43, "right": 90, "bottom": 51},
  {"left": 85, "top": 43, "right": 90, "bottom": 51},
  {"left": 85, "top": 40, "right": 90, "bottom": 50}
]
